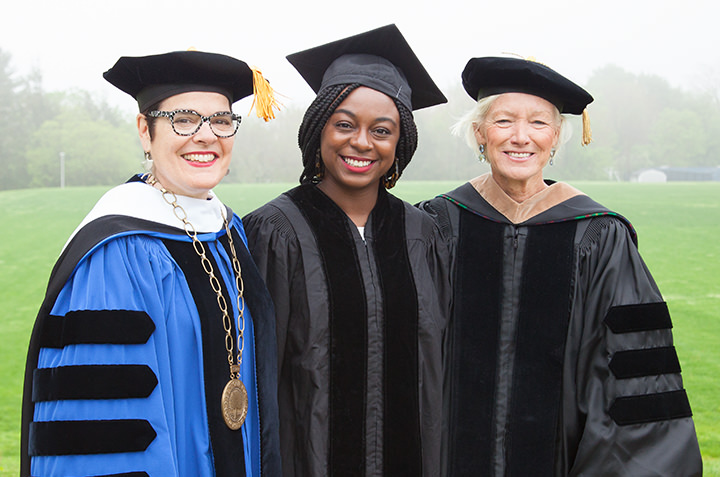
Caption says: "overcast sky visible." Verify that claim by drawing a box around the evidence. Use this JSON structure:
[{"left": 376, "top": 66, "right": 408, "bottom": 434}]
[{"left": 1, "top": 0, "right": 716, "bottom": 114}]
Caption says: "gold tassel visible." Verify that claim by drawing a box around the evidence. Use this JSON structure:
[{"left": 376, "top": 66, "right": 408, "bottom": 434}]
[
  {"left": 248, "top": 67, "right": 282, "bottom": 122},
  {"left": 581, "top": 109, "right": 593, "bottom": 146}
]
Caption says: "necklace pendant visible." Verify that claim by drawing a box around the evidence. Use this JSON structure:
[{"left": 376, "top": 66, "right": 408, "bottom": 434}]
[{"left": 221, "top": 378, "right": 248, "bottom": 430}]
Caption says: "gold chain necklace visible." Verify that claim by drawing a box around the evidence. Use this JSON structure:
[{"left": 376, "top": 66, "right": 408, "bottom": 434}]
[{"left": 145, "top": 174, "right": 247, "bottom": 430}]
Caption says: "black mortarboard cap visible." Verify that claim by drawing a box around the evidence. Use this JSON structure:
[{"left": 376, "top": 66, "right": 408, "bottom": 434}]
[
  {"left": 103, "top": 50, "right": 255, "bottom": 112},
  {"left": 461, "top": 56, "right": 593, "bottom": 115},
  {"left": 286, "top": 24, "right": 447, "bottom": 111}
]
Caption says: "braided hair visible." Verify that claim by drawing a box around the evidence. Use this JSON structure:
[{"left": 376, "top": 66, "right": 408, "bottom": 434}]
[{"left": 298, "top": 84, "right": 418, "bottom": 188}]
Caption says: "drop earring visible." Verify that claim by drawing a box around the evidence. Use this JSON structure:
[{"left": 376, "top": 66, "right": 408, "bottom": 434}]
[
  {"left": 549, "top": 147, "right": 556, "bottom": 166},
  {"left": 383, "top": 159, "right": 400, "bottom": 189},
  {"left": 313, "top": 149, "right": 324, "bottom": 181},
  {"left": 143, "top": 151, "right": 153, "bottom": 172},
  {"left": 478, "top": 144, "right": 486, "bottom": 163}
]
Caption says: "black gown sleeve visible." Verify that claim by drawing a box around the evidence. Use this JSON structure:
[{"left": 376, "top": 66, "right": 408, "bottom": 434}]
[
  {"left": 563, "top": 215, "right": 702, "bottom": 476},
  {"left": 243, "top": 204, "right": 306, "bottom": 380}
]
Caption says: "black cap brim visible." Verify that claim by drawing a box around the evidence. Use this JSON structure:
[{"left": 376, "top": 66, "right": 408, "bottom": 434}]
[
  {"left": 103, "top": 50, "right": 254, "bottom": 111},
  {"left": 461, "top": 57, "right": 593, "bottom": 114}
]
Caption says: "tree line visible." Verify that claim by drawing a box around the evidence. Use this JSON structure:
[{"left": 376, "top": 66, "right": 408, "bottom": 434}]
[{"left": 1, "top": 47, "right": 718, "bottom": 191}]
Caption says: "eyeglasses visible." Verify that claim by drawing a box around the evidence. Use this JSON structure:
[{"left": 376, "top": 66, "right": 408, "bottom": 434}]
[{"left": 147, "top": 109, "right": 242, "bottom": 138}]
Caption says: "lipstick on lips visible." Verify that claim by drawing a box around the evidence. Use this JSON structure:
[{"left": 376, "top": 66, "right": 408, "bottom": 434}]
[
  {"left": 342, "top": 155, "right": 374, "bottom": 172},
  {"left": 183, "top": 152, "right": 219, "bottom": 167}
]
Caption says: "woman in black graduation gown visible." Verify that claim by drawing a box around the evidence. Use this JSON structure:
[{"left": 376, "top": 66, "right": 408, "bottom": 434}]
[
  {"left": 421, "top": 56, "right": 702, "bottom": 476},
  {"left": 243, "top": 25, "right": 450, "bottom": 477}
]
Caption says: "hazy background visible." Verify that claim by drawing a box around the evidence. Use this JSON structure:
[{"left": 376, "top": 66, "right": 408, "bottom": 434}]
[
  {"left": 3, "top": 5, "right": 719, "bottom": 474},
  {"left": 1, "top": 0, "right": 718, "bottom": 189},
  {"left": 4, "top": 0, "right": 716, "bottom": 106}
]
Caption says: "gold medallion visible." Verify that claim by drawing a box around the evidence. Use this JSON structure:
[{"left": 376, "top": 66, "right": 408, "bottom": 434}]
[{"left": 221, "top": 378, "right": 248, "bottom": 430}]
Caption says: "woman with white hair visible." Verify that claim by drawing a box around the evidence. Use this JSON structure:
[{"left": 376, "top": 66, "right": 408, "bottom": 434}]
[{"left": 421, "top": 56, "right": 701, "bottom": 476}]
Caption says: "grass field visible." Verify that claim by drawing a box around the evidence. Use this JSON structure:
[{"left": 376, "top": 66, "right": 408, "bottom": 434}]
[{"left": 1, "top": 181, "right": 718, "bottom": 475}]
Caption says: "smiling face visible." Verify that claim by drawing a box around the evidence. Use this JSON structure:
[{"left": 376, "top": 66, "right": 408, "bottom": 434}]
[
  {"left": 475, "top": 92, "right": 560, "bottom": 198},
  {"left": 138, "top": 91, "right": 235, "bottom": 199},
  {"left": 318, "top": 86, "right": 400, "bottom": 198}
]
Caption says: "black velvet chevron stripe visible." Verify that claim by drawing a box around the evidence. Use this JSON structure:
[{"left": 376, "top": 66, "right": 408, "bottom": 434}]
[
  {"left": 28, "top": 419, "right": 156, "bottom": 456},
  {"left": 609, "top": 346, "right": 681, "bottom": 379},
  {"left": 604, "top": 302, "right": 672, "bottom": 333},
  {"left": 164, "top": 238, "right": 247, "bottom": 476},
  {"left": 39, "top": 310, "right": 155, "bottom": 348},
  {"left": 373, "top": 192, "right": 422, "bottom": 476},
  {"left": 289, "top": 185, "right": 368, "bottom": 476},
  {"left": 448, "top": 211, "right": 505, "bottom": 475},
  {"left": 609, "top": 389, "right": 693, "bottom": 425},
  {"left": 507, "top": 221, "right": 575, "bottom": 477},
  {"left": 228, "top": 221, "right": 282, "bottom": 477},
  {"left": 21, "top": 213, "right": 186, "bottom": 477},
  {"left": 32, "top": 365, "right": 158, "bottom": 402},
  {"left": 90, "top": 473, "right": 149, "bottom": 477}
]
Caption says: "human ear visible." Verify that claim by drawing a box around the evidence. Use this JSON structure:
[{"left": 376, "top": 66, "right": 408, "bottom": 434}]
[
  {"left": 137, "top": 113, "right": 151, "bottom": 152},
  {"left": 473, "top": 123, "right": 486, "bottom": 146}
]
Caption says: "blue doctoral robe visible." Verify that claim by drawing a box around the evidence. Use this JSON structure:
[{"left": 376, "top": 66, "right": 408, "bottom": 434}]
[{"left": 21, "top": 176, "right": 281, "bottom": 477}]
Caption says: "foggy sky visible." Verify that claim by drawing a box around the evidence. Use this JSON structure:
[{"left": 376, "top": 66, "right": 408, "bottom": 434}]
[{"left": 2, "top": 0, "right": 716, "bottom": 114}]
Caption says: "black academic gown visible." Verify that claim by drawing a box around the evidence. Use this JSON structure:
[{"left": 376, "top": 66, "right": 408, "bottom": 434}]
[
  {"left": 243, "top": 184, "right": 451, "bottom": 477},
  {"left": 21, "top": 176, "right": 281, "bottom": 477},
  {"left": 421, "top": 178, "right": 702, "bottom": 477}
]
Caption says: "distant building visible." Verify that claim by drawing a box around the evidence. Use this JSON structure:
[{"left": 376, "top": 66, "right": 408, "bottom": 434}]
[
  {"left": 635, "top": 169, "right": 668, "bottom": 182},
  {"left": 632, "top": 166, "right": 720, "bottom": 182}
]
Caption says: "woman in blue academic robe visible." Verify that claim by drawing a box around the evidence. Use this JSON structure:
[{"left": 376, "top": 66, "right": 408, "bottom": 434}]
[{"left": 21, "top": 50, "right": 282, "bottom": 477}]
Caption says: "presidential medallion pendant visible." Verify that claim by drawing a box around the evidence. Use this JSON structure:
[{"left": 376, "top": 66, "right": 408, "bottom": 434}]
[{"left": 221, "top": 378, "right": 248, "bottom": 430}]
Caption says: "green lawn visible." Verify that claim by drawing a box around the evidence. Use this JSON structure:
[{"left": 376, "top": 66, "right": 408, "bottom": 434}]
[{"left": 1, "top": 181, "right": 718, "bottom": 475}]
